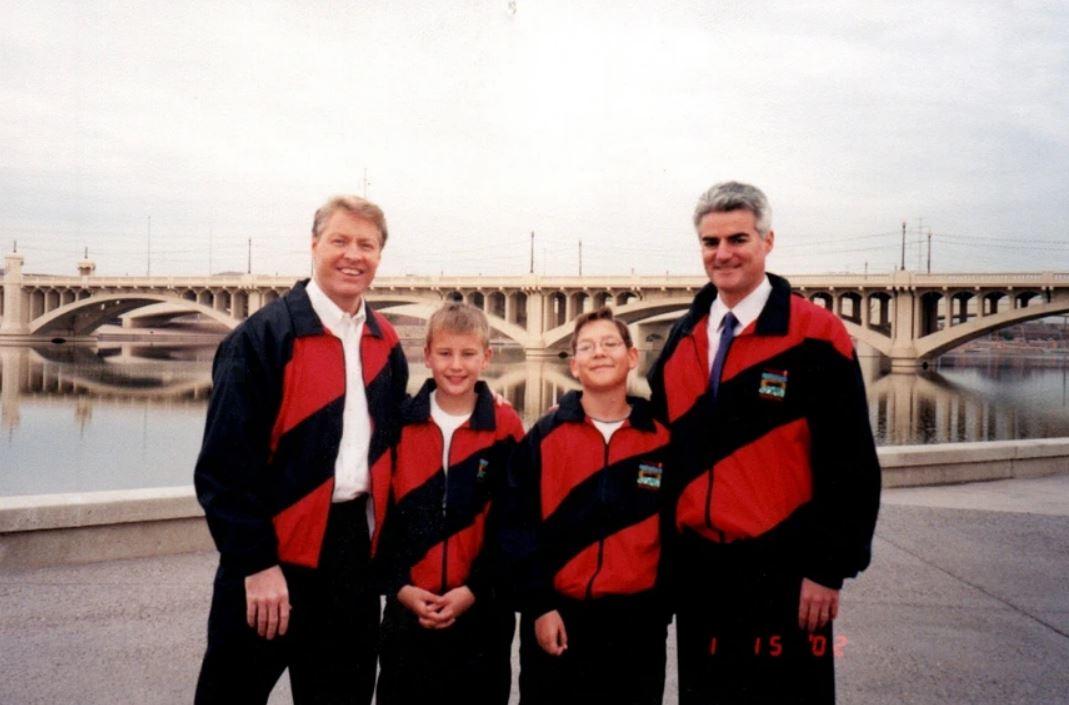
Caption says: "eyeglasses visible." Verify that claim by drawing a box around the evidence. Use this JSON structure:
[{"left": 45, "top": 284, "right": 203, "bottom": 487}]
[{"left": 574, "top": 337, "right": 626, "bottom": 355}]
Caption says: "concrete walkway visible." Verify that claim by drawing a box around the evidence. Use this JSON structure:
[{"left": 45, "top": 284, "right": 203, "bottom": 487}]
[{"left": 1, "top": 474, "right": 1067, "bottom": 705}]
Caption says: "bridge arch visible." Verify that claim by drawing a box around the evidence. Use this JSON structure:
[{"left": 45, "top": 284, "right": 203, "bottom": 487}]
[
  {"left": 540, "top": 297, "right": 697, "bottom": 350},
  {"left": 915, "top": 297, "right": 1069, "bottom": 359},
  {"left": 29, "top": 293, "right": 243, "bottom": 336},
  {"left": 540, "top": 295, "right": 900, "bottom": 357},
  {"left": 369, "top": 298, "right": 536, "bottom": 349}
]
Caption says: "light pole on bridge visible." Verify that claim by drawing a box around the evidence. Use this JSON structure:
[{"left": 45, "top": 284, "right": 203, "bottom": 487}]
[{"left": 900, "top": 220, "right": 906, "bottom": 271}]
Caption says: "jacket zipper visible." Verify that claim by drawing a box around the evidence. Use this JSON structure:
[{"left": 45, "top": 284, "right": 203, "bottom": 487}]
[
  {"left": 697, "top": 326, "right": 716, "bottom": 532},
  {"left": 436, "top": 423, "right": 451, "bottom": 594},
  {"left": 584, "top": 428, "right": 612, "bottom": 601}
]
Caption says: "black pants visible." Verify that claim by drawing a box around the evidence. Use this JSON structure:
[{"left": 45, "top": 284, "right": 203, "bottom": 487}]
[
  {"left": 675, "top": 535, "right": 835, "bottom": 705},
  {"left": 376, "top": 595, "right": 515, "bottom": 705},
  {"left": 518, "top": 599, "right": 668, "bottom": 705},
  {"left": 195, "top": 499, "right": 380, "bottom": 705}
]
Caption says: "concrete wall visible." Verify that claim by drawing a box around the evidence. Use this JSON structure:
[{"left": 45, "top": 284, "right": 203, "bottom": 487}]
[{"left": 3, "top": 438, "right": 1069, "bottom": 568}]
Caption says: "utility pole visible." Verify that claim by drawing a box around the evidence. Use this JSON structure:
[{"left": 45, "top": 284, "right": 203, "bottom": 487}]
[
  {"left": 926, "top": 229, "right": 933, "bottom": 273},
  {"left": 529, "top": 231, "right": 534, "bottom": 274},
  {"left": 915, "top": 218, "right": 925, "bottom": 271},
  {"left": 899, "top": 220, "right": 906, "bottom": 271},
  {"left": 247, "top": 237, "right": 252, "bottom": 274},
  {"left": 578, "top": 239, "right": 582, "bottom": 276}
]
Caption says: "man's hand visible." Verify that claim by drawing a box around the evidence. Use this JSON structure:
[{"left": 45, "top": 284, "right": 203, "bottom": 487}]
[
  {"left": 426, "top": 586, "right": 476, "bottom": 629},
  {"left": 534, "top": 610, "right": 568, "bottom": 656},
  {"left": 798, "top": 578, "right": 839, "bottom": 632},
  {"left": 245, "top": 565, "right": 290, "bottom": 640},
  {"left": 397, "top": 585, "right": 442, "bottom": 627}
]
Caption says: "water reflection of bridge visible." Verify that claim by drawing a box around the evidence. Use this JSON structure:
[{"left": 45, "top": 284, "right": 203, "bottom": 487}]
[
  {"left": 862, "top": 355, "right": 1069, "bottom": 444},
  {"left": 5, "top": 343, "right": 1065, "bottom": 445},
  {"left": 4, "top": 253, "right": 1069, "bottom": 368},
  {"left": 0, "top": 345, "right": 212, "bottom": 431}
]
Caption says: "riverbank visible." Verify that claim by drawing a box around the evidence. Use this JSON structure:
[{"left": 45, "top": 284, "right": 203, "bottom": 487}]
[{"left": 1, "top": 473, "right": 1066, "bottom": 705}]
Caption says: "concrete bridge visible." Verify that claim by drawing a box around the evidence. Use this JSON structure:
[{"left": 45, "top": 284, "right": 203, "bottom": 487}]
[{"left": 3, "top": 253, "right": 1068, "bottom": 368}]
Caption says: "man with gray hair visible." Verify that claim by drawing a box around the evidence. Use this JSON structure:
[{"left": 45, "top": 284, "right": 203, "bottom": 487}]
[
  {"left": 194, "top": 195, "right": 408, "bottom": 704},
  {"left": 648, "top": 181, "right": 881, "bottom": 704}
]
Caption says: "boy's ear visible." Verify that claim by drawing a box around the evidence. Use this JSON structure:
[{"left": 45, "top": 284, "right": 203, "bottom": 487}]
[
  {"left": 627, "top": 346, "right": 639, "bottom": 370},
  {"left": 568, "top": 356, "right": 581, "bottom": 380}
]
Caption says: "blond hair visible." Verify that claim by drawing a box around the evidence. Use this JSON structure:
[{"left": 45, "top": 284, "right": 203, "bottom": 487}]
[
  {"left": 426, "top": 302, "right": 491, "bottom": 348},
  {"left": 311, "top": 195, "right": 389, "bottom": 245}
]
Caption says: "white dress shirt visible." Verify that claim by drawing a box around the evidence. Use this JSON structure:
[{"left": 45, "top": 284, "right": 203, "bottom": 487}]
[
  {"left": 707, "top": 275, "right": 773, "bottom": 374},
  {"left": 306, "top": 279, "right": 372, "bottom": 502}
]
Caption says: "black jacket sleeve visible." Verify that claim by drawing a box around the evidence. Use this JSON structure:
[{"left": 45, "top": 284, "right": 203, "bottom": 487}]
[
  {"left": 802, "top": 346, "right": 882, "bottom": 589},
  {"left": 496, "top": 423, "right": 556, "bottom": 618},
  {"left": 193, "top": 329, "right": 284, "bottom": 577}
]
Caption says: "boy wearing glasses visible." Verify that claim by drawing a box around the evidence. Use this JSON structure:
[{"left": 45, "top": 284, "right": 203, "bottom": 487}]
[{"left": 500, "top": 307, "right": 672, "bottom": 705}]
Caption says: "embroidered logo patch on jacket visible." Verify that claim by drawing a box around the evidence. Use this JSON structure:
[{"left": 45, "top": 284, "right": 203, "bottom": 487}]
[
  {"left": 758, "top": 370, "right": 788, "bottom": 400},
  {"left": 637, "top": 463, "right": 663, "bottom": 490},
  {"left": 476, "top": 458, "right": 489, "bottom": 482}
]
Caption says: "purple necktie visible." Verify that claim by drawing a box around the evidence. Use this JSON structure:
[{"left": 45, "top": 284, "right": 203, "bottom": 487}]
[{"left": 708, "top": 312, "right": 738, "bottom": 400}]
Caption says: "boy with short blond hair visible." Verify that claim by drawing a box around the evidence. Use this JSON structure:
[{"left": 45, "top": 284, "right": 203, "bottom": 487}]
[
  {"left": 376, "top": 302, "right": 524, "bottom": 705},
  {"left": 500, "top": 307, "right": 672, "bottom": 705}
]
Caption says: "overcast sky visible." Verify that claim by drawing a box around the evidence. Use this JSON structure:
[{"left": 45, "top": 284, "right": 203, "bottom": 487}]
[{"left": 2, "top": 0, "right": 1067, "bottom": 278}]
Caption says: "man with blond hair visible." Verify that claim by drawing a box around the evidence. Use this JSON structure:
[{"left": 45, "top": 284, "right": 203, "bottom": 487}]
[
  {"left": 648, "top": 181, "right": 881, "bottom": 704},
  {"left": 195, "top": 195, "right": 408, "bottom": 704}
]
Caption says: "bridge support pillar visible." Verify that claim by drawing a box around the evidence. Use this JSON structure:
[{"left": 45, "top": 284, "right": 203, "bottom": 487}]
[
  {"left": 1, "top": 346, "right": 27, "bottom": 430},
  {"left": 525, "top": 292, "right": 546, "bottom": 340},
  {"left": 888, "top": 287, "right": 921, "bottom": 372},
  {"left": 1, "top": 253, "right": 30, "bottom": 335},
  {"left": 247, "top": 291, "right": 265, "bottom": 317}
]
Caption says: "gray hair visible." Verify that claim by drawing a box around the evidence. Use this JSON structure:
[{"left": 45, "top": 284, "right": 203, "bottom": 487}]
[
  {"left": 693, "top": 181, "right": 772, "bottom": 237},
  {"left": 311, "top": 195, "right": 389, "bottom": 246}
]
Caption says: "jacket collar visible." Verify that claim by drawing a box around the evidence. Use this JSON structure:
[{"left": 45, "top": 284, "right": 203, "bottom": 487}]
[
  {"left": 555, "top": 390, "right": 657, "bottom": 432},
  {"left": 284, "top": 280, "right": 325, "bottom": 337},
  {"left": 401, "top": 378, "right": 497, "bottom": 431},
  {"left": 680, "top": 272, "right": 792, "bottom": 337},
  {"left": 285, "top": 279, "right": 384, "bottom": 339}
]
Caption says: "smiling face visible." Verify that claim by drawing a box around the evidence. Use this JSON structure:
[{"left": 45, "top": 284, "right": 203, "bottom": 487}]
[
  {"left": 697, "top": 208, "right": 774, "bottom": 308},
  {"left": 569, "top": 319, "right": 638, "bottom": 393},
  {"left": 311, "top": 208, "right": 383, "bottom": 314},
  {"left": 424, "top": 329, "right": 491, "bottom": 403}
]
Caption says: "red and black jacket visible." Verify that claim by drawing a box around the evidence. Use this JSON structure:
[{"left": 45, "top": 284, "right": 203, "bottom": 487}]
[
  {"left": 194, "top": 280, "right": 408, "bottom": 577},
  {"left": 500, "top": 391, "right": 671, "bottom": 618},
  {"left": 377, "top": 379, "right": 524, "bottom": 599},
  {"left": 647, "top": 273, "right": 881, "bottom": 589}
]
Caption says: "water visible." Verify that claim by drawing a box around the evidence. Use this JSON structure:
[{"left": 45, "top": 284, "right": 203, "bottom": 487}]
[{"left": 2, "top": 342, "right": 1068, "bottom": 496}]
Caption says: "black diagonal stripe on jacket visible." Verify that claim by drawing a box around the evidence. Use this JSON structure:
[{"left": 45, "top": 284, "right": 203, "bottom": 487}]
[
  {"left": 376, "top": 379, "right": 525, "bottom": 599},
  {"left": 499, "top": 391, "right": 671, "bottom": 618},
  {"left": 194, "top": 280, "right": 408, "bottom": 576},
  {"left": 646, "top": 273, "right": 881, "bottom": 589}
]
